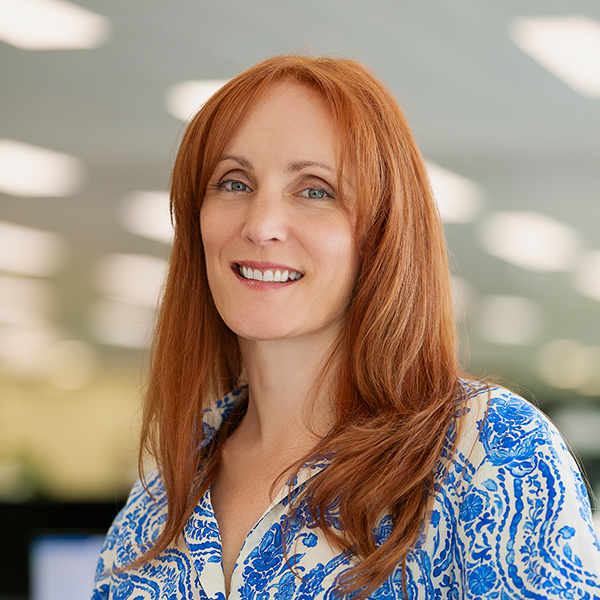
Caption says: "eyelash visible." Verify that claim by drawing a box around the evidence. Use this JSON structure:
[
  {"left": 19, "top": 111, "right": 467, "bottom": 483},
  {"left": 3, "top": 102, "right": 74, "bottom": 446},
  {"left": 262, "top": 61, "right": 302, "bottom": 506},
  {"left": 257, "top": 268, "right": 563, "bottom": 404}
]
[
  {"left": 217, "top": 179, "right": 252, "bottom": 193},
  {"left": 296, "top": 186, "right": 334, "bottom": 201},
  {"left": 216, "top": 179, "right": 334, "bottom": 201}
]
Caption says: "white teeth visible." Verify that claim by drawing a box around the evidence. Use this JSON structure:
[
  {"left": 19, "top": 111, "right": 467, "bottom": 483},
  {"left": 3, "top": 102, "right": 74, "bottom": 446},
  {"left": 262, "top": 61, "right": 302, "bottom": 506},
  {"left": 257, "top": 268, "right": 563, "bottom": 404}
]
[{"left": 238, "top": 265, "right": 302, "bottom": 282}]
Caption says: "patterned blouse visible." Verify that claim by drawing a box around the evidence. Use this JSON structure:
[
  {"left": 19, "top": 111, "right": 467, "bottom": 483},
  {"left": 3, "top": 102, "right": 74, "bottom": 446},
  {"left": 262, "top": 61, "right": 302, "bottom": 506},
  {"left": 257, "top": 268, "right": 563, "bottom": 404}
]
[{"left": 93, "top": 384, "right": 600, "bottom": 599}]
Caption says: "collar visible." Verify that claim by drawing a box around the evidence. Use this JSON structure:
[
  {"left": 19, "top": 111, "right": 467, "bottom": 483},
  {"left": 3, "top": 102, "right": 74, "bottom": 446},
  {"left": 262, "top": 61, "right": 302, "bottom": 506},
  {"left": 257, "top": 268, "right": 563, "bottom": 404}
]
[{"left": 200, "top": 386, "right": 249, "bottom": 448}]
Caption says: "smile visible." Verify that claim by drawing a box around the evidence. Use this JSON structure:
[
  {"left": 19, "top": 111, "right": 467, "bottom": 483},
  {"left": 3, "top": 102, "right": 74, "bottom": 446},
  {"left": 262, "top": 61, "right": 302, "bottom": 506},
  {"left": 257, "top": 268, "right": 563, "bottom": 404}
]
[{"left": 237, "top": 264, "right": 303, "bottom": 282}]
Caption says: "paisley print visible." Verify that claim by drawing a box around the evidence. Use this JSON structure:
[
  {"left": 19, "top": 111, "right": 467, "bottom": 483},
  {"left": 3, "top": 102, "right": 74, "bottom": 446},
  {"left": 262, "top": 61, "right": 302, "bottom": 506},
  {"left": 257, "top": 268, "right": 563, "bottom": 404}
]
[{"left": 93, "top": 385, "right": 600, "bottom": 599}]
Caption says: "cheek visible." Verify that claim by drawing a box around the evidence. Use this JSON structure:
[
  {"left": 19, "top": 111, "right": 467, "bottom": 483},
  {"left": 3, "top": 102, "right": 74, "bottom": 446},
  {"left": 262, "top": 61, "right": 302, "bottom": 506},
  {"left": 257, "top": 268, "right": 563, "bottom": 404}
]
[
  {"left": 319, "top": 229, "right": 360, "bottom": 296},
  {"left": 199, "top": 206, "right": 211, "bottom": 253},
  {"left": 200, "top": 207, "right": 225, "bottom": 298},
  {"left": 200, "top": 203, "right": 228, "bottom": 264}
]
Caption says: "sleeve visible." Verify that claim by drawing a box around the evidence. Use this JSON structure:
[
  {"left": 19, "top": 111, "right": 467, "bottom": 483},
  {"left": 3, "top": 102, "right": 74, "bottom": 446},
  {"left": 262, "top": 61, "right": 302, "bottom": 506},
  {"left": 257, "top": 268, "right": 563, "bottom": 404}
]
[
  {"left": 91, "top": 475, "right": 162, "bottom": 600},
  {"left": 455, "top": 388, "right": 600, "bottom": 599},
  {"left": 91, "top": 502, "right": 125, "bottom": 600}
]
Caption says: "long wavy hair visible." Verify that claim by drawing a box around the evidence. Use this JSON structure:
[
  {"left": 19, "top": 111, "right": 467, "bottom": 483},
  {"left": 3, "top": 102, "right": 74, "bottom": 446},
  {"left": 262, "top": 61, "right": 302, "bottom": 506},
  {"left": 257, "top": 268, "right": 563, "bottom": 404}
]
[{"left": 138, "top": 54, "right": 466, "bottom": 597}]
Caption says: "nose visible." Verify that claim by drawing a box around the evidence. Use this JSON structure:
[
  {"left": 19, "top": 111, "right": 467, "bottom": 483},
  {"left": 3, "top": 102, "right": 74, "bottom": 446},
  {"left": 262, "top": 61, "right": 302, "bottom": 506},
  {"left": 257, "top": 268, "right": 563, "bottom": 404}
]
[{"left": 241, "top": 188, "right": 288, "bottom": 245}]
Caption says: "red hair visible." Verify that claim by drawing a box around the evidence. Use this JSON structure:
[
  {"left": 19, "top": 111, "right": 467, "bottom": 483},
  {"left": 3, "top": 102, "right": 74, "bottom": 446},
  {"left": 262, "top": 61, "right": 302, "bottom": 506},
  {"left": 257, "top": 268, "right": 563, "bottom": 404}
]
[{"left": 138, "top": 54, "right": 466, "bottom": 597}]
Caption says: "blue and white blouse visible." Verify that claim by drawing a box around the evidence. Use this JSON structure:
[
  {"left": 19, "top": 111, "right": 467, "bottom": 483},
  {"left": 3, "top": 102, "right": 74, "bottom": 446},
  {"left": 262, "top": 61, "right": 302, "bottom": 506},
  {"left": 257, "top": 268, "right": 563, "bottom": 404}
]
[{"left": 93, "top": 384, "right": 600, "bottom": 599}]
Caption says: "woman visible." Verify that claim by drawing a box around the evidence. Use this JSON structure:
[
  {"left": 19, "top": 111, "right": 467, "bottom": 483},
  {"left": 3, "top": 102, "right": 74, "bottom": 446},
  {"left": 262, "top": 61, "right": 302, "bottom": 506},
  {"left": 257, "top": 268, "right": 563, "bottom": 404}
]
[{"left": 93, "top": 55, "right": 600, "bottom": 599}]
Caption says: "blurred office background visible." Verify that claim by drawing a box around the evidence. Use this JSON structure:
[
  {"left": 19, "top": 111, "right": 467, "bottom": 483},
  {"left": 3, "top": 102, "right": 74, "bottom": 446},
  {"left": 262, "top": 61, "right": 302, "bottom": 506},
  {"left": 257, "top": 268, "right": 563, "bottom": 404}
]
[{"left": 1, "top": 0, "right": 600, "bottom": 597}]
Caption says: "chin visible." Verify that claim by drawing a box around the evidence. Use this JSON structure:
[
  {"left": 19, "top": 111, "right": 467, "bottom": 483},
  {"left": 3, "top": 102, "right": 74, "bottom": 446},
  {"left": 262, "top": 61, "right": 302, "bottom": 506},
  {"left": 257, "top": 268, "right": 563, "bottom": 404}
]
[{"left": 225, "top": 317, "right": 299, "bottom": 342}]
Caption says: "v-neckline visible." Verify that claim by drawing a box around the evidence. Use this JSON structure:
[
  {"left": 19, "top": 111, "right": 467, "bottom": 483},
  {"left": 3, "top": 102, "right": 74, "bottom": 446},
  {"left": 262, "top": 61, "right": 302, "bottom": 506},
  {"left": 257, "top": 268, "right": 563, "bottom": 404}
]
[{"left": 183, "top": 460, "right": 330, "bottom": 598}]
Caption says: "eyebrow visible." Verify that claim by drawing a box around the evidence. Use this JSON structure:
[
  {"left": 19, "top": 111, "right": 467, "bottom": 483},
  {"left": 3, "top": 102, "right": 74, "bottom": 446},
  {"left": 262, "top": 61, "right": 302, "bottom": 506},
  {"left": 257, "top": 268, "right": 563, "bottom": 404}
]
[
  {"left": 219, "top": 155, "right": 253, "bottom": 169},
  {"left": 218, "top": 155, "right": 336, "bottom": 174},
  {"left": 287, "top": 160, "right": 335, "bottom": 173}
]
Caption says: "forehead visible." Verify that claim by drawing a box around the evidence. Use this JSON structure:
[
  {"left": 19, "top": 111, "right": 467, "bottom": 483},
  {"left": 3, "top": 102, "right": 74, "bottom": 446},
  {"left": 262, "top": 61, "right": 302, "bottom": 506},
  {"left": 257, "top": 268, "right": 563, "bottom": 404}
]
[{"left": 222, "top": 81, "right": 338, "bottom": 160}]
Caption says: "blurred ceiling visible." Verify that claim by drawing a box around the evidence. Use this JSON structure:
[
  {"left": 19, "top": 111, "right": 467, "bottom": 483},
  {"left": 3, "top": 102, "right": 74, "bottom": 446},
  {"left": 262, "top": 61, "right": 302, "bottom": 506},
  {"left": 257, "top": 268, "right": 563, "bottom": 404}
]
[{"left": 1, "top": 0, "right": 600, "bottom": 404}]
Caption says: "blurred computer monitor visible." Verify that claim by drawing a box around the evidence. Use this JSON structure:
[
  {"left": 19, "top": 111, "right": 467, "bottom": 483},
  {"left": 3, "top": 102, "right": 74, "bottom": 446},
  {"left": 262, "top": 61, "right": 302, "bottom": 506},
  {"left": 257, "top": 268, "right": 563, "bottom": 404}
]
[{"left": 30, "top": 533, "right": 105, "bottom": 600}]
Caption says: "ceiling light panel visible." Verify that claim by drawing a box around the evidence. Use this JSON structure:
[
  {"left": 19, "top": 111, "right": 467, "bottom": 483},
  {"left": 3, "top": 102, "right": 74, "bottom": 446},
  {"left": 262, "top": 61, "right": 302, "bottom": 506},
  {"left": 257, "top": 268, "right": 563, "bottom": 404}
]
[
  {"left": 164, "top": 80, "right": 228, "bottom": 121},
  {"left": 88, "top": 300, "right": 154, "bottom": 348},
  {"left": 0, "top": 139, "right": 85, "bottom": 197},
  {"left": 119, "top": 191, "right": 173, "bottom": 244},
  {"left": 0, "top": 0, "right": 110, "bottom": 50},
  {"left": 93, "top": 253, "right": 168, "bottom": 307},
  {"left": 426, "top": 161, "right": 483, "bottom": 223},
  {"left": 510, "top": 15, "right": 600, "bottom": 98},
  {"left": 0, "top": 220, "right": 65, "bottom": 276},
  {"left": 478, "top": 211, "right": 581, "bottom": 272}
]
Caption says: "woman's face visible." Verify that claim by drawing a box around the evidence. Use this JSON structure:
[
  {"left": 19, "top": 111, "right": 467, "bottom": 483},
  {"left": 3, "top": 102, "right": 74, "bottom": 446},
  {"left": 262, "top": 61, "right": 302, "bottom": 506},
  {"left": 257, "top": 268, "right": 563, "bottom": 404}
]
[{"left": 200, "top": 81, "right": 359, "bottom": 345}]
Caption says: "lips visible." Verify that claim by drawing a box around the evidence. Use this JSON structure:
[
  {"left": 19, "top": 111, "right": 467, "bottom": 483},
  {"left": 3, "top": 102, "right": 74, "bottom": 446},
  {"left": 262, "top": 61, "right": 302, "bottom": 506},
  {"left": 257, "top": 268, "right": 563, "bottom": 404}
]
[{"left": 236, "top": 264, "right": 303, "bottom": 283}]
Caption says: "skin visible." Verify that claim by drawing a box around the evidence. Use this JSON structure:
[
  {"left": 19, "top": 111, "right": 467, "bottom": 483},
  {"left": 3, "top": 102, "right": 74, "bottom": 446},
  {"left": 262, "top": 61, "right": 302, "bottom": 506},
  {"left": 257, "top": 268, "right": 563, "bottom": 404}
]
[{"left": 200, "top": 81, "right": 359, "bottom": 594}]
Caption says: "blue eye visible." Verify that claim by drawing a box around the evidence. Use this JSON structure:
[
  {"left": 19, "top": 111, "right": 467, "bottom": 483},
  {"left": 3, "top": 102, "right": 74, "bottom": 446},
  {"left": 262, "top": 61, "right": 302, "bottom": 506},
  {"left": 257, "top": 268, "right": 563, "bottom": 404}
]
[
  {"left": 220, "top": 180, "right": 251, "bottom": 193},
  {"left": 299, "top": 187, "right": 332, "bottom": 200}
]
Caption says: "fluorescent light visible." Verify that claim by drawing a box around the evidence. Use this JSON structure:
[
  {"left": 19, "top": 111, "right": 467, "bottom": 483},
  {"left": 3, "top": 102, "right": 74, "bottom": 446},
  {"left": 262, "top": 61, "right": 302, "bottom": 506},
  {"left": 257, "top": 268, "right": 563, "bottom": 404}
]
[
  {"left": 91, "top": 254, "right": 167, "bottom": 350},
  {"left": 510, "top": 15, "right": 600, "bottom": 98},
  {"left": 425, "top": 161, "right": 483, "bottom": 223},
  {"left": 119, "top": 191, "right": 173, "bottom": 244},
  {"left": 478, "top": 295, "right": 542, "bottom": 346},
  {"left": 93, "top": 253, "right": 167, "bottom": 307},
  {"left": 0, "top": 0, "right": 110, "bottom": 50},
  {"left": 0, "top": 274, "right": 54, "bottom": 326},
  {"left": 0, "top": 220, "right": 65, "bottom": 276},
  {"left": 88, "top": 300, "right": 154, "bottom": 348},
  {"left": 164, "top": 80, "right": 228, "bottom": 121},
  {"left": 572, "top": 250, "right": 600, "bottom": 302},
  {"left": 479, "top": 211, "right": 580, "bottom": 272},
  {"left": 0, "top": 139, "right": 85, "bottom": 197}
]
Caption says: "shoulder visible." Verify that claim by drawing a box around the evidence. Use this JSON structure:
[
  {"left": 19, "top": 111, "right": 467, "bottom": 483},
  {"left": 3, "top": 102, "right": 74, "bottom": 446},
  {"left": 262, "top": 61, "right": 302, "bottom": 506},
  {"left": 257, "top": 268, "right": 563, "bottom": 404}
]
[
  {"left": 116, "top": 469, "right": 167, "bottom": 532},
  {"left": 94, "top": 470, "right": 167, "bottom": 582},
  {"left": 114, "top": 469, "right": 167, "bottom": 545},
  {"left": 447, "top": 382, "right": 600, "bottom": 543},
  {"left": 455, "top": 381, "right": 568, "bottom": 466},
  {"left": 454, "top": 382, "right": 593, "bottom": 499},
  {"left": 450, "top": 382, "right": 594, "bottom": 507},
  {"left": 433, "top": 382, "right": 600, "bottom": 597}
]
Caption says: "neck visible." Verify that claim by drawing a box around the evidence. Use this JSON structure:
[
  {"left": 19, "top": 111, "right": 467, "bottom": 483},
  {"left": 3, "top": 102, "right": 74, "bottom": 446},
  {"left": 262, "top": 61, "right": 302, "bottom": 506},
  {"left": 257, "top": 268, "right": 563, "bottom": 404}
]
[{"left": 236, "top": 332, "right": 339, "bottom": 451}]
